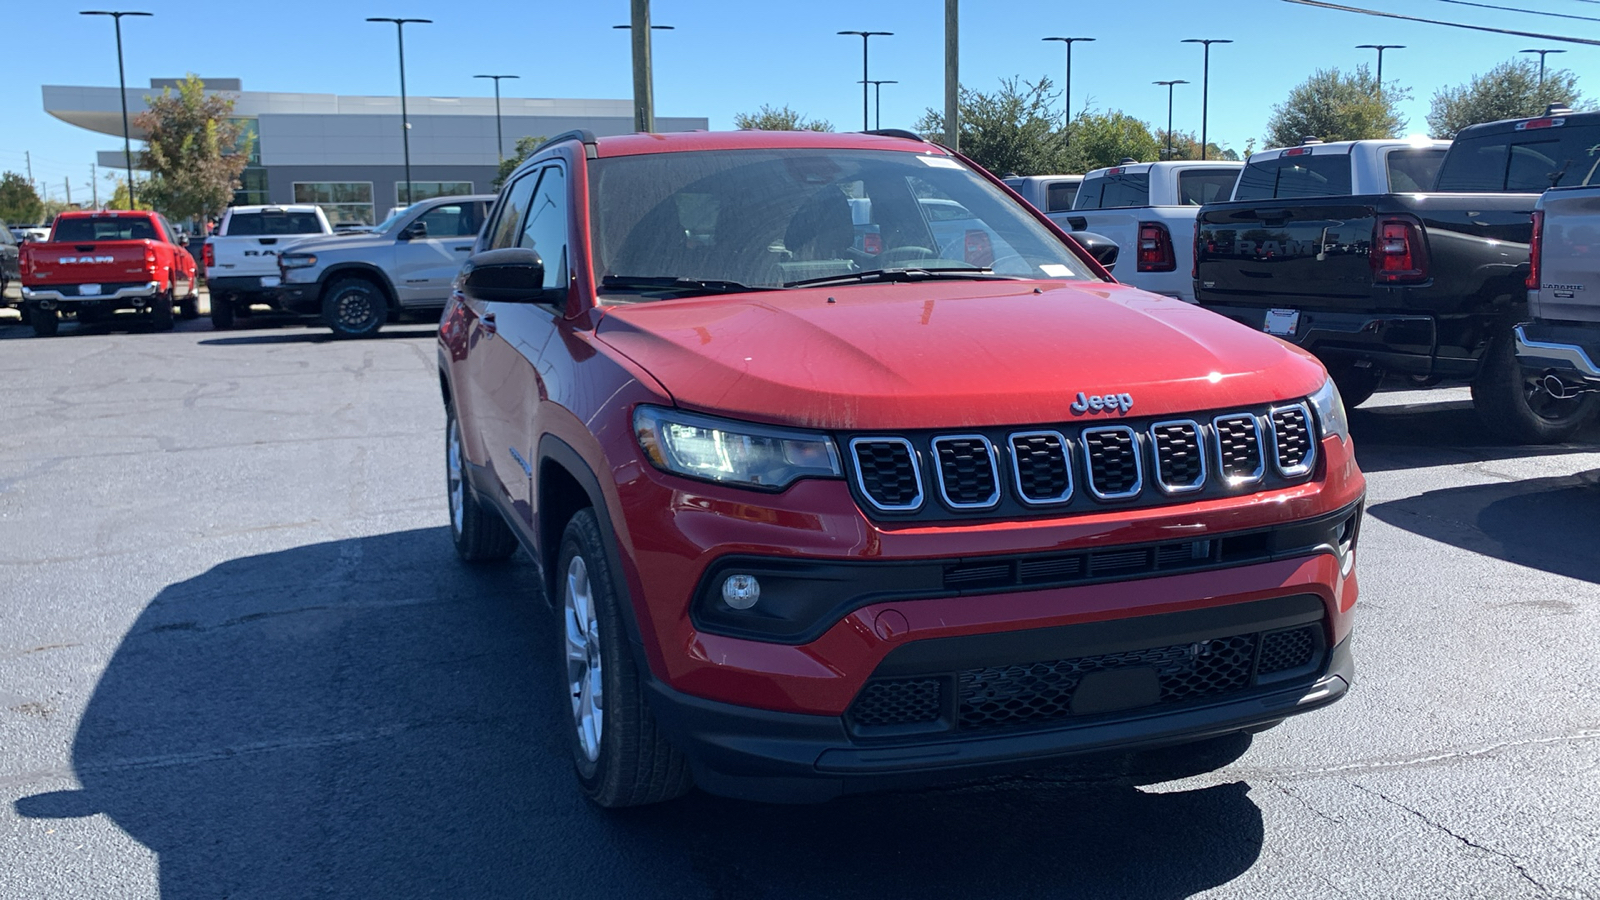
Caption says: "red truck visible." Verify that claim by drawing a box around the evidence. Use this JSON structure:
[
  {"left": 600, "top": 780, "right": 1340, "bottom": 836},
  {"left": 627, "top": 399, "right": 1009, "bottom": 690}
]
[{"left": 19, "top": 209, "right": 199, "bottom": 337}]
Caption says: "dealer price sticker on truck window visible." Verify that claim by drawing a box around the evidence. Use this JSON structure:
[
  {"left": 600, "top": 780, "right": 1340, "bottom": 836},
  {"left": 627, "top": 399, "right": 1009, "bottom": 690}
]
[{"left": 1264, "top": 308, "right": 1300, "bottom": 336}]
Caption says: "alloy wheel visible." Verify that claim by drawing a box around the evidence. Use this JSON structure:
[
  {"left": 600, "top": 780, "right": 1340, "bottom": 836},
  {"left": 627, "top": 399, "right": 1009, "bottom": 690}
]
[{"left": 564, "top": 555, "right": 604, "bottom": 762}]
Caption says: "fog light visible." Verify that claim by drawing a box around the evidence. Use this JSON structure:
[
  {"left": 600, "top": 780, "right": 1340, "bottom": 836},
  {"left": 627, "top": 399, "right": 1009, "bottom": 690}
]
[{"left": 721, "top": 574, "right": 760, "bottom": 610}]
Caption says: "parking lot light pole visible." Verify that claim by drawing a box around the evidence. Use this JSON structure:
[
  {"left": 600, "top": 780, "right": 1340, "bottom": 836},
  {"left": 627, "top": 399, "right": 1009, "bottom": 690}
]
[
  {"left": 473, "top": 74, "right": 519, "bottom": 161},
  {"left": 1520, "top": 48, "right": 1566, "bottom": 90},
  {"left": 1181, "top": 38, "right": 1231, "bottom": 160},
  {"left": 1040, "top": 36, "right": 1095, "bottom": 124},
  {"left": 838, "top": 31, "right": 892, "bottom": 131},
  {"left": 1154, "top": 80, "right": 1188, "bottom": 160},
  {"left": 367, "top": 17, "right": 430, "bottom": 207},
  {"left": 614, "top": 18, "right": 673, "bottom": 132},
  {"left": 80, "top": 10, "right": 151, "bottom": 209},
  {"left": 860, "top": 79, "right": 898, "bottom": 130},
  {"left": 1356, "top": 44, "right": 1404, "bottom": 95}
]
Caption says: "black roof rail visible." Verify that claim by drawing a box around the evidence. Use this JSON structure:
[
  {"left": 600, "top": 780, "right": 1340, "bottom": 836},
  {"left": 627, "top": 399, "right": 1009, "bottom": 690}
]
[
  {"left": 533, "top": 129, "right": 599, "bottom": 160},
  {"left": 864, "top": 128, "right": 926, "bottom": 142}
]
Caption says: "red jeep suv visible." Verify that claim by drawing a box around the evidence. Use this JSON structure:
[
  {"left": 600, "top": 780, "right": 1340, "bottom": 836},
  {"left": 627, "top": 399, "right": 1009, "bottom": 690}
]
[{"left": 439, "top": 130, "right": 1364, "bottom": 806}]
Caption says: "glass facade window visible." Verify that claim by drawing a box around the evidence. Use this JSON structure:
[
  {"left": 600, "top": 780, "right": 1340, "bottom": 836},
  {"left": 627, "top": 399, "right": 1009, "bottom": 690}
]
[
  {"left": 396, "top": 181, "right": 474, "bottom": 205},
  {"left": 234, "top": 168, "right": 269, "bottom": 207},
  {"left": 293, "top": 182, "right": 375, "bottom": 225}
]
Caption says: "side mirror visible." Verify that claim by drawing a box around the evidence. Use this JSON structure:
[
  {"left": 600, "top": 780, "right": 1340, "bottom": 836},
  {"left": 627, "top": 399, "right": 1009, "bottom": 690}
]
[
  {"left": 1070, "top": 231, "right": 1120, "bottom": 272},
  {"left": 461, "top": 247, "right": 550, "bottom": 303},
  {"left": 400, "top": 220, "right": 428, "bottom": 240}
]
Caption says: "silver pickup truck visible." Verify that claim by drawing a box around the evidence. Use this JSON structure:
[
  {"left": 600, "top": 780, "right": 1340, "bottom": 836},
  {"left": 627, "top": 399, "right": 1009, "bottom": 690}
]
[{"left": 1515, "top": 185, "right": 1600, "bottom": 426}]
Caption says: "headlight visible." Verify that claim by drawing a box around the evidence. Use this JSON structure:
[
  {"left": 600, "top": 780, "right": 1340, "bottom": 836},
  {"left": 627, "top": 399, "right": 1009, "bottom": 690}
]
[
  {"left": 633, "top": 406, "right": 841, "bottom": 491},
  {"left": 1308, "top": 375, "right": 1350, "bottom": 443},
  {"left": 279, "top": 253, "right": 317, "bottom": 268}
]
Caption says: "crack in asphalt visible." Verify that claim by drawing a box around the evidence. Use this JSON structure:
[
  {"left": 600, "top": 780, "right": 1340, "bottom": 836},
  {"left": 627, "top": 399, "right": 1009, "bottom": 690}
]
[
  {"left": 1196, "top": 730, "right": 1600, "bottom": 782},
  {"left": 1346, "top": 779, "right": 1559, "bottom": 898}
]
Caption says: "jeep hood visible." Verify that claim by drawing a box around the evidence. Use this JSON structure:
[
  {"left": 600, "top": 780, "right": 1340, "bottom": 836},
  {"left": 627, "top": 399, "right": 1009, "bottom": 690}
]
[{"left": 594, "top": 281, "right": 1327, "bottom": 431}]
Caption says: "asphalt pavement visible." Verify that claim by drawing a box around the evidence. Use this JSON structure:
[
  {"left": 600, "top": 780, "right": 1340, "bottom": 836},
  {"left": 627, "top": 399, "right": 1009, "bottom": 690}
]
[{"left": 0, "top": 308, "right": 1596, "bottom": 899}]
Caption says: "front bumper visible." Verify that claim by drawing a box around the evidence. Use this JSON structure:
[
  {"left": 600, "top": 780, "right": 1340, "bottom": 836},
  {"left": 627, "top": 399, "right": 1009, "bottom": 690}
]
[
  {"left": 645, "top": 602, "right": 1352, "bottom": 803},
  {"left": 272, "top": 282, "right": 321, "bottom": 315},
  {"left": 22, "top": 281, "right": 160, "bottom": 309},
  {"left": 1515, "top": 322, "right": 1600, "bottom": 390},
  {"left": 1200, "top": 303, "right": 1482, "bottom": 378}
]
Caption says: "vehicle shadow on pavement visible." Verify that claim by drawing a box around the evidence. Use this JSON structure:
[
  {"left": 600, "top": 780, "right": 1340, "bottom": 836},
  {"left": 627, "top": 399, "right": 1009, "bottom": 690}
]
[
  {"left": 14, "top": 528, "right": 1263, "bottom": 899},
  {"left": 198, "top": 328, "right": 438, "bottom": 346},
  {"left": 1368, "top": 467, "right": 1600, "bottom": 587},
  {"left": 1347, "top": 396, "right": 1600, "bottom": 474}
]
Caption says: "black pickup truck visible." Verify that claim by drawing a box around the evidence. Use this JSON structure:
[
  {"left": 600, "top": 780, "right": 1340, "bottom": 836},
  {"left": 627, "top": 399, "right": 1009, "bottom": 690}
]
[{"left": 1194, "top": 108, "right": 1600, "bottom": 443}]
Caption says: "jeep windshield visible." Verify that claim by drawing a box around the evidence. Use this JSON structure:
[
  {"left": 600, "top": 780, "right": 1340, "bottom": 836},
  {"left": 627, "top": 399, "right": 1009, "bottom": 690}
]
[{"left": 587, "top": 147, "right": 1100, "bottom": 298}]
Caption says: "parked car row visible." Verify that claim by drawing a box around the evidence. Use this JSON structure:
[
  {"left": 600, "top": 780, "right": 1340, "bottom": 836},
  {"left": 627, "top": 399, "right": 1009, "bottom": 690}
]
[{"left": 14, "top": 209, "right": 199, "bottom": 336}]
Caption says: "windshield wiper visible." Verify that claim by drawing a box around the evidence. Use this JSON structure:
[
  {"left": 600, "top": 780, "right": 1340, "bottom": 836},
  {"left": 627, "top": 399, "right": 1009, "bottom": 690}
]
[
  {"left": 784, "top": 266, "right": 1017, "bottom": 288},
  {"left": 600, "top": 275, "right": 782, "bottom": 295}
]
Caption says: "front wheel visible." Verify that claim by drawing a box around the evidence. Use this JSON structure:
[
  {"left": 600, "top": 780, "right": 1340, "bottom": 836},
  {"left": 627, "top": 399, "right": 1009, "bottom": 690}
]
[
  {"left": 558, "top": 508, "right": 693, "bottom": 808},
  {"left": 149, "top": 292, "right": 175, "bottom": 331},
  {"left": 322, "top": 277, "right": 388, "bottom": 339},
  {"left": 178, "top": 294, "right": 199, "bottom": 320},
  {"left": 445, "top": 406, "right": 517, "bottom": 562},
  {"left": 30, "top": 306, "right": 58, "bottom": 337},
  {"left": 1324, "top": 359, "right": 1384, "bottom": 409},
  {"left": 210, "top": 294, "right": 235, "bottom": 330},
  {"left": 1473, "top": 328, "right": 1600, "bottom": 444}
]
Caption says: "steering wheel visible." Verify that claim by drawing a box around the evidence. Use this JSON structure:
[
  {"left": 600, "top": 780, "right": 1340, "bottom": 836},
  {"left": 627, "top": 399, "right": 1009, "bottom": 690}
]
[
  {"left": 990, "top": 254, "right": 1031, "bottom": 276},
  {"left": 878, "top": 246, "right": 937, "bottom": 266}
]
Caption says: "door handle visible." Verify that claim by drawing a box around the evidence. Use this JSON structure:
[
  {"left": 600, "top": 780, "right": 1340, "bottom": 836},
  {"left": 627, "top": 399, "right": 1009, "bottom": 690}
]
[
  {"left": 480, "top": 312, "right": 497, "bottom": 336},
  {"left": 455, "top": 246, "right": 471, "bottom": 252}
]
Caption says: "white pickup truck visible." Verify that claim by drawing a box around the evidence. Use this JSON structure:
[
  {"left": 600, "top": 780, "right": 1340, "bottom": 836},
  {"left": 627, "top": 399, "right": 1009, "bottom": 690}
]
[
  {"left": 1050, "top": 160, "right": 1243, "bottom": 301},
  {"left": 203, "top": 204, "right": 332, "bottom": 329},
  {"left": 1515, "top": 184, "right": 1600, "bottom": 424},
  {"left": 1002, "top": 174, "right": 1083, "bottom": 214},
  {"left": 1229, "top": 138, "right": 1451, "bottom": 202}
]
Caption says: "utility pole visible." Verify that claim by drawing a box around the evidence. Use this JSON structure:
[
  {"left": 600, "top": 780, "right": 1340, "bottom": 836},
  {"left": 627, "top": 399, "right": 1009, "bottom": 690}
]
[
  {"left": 614, "top": 18, "right": 673, "bottom": 133},
  {"left": 1521, "top": 48, "right": 1566, "bottom": 90},
  {"left": 838, "top": 30, "right": 892, "bottom": 131},
  {"left": 92, "top": 164, "right": 99, "bottom": 208},
  {"left": 473, "top": 74, "right": 520, "bottom": 160},
  {"left": 860, "top": 80, "right": 898, "bottom": 130},
  {"left": 367, "top": 16, "right": 431, "bottom": 207},
  {"left": 1154, "top": 80, "right": 1189, "bottom": 160},
  {"left": 65, "top": 178, "right": 72, "bottom": 207},
  {"left": 81, "top": 10, "right": 151, "bottom": 208},
  {"left": 1041, "top": 37, "right": 1095, "bottom": 124},
  {"left": 25, "top": 151, "right": 33, "bottom": 192},
  {"left": 944, "top": 0, "right": 959, "bottom": 150},
  {"left": 1356, "top": 44, "right": 1404, "bottom": 95},
  {"left": 1181, "top": 38, "right": 1231, "bottom": 161}
]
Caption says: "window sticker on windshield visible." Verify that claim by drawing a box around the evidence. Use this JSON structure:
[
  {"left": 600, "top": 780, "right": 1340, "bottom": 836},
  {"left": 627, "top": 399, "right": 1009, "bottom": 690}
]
[
  {"left": 1040, "top": 264, "right": 1072, "bottom": 277},
  {"left": 918, "top": 156, "right": 963, "bottom": 169}
]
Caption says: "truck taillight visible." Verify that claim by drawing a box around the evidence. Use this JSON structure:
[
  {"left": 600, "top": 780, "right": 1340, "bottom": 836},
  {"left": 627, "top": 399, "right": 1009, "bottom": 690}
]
[
  {"left": 1192, "top": 220, "right": 1201, "bottom": 279},
  {"left": 1371, "top": 216, "right": 1428, "bottom": 284},
  {"left": 1137, "top": 221, "right": 1176, "bottom": 272},
  {"left": 203, "top": 241, "right": 215, "bottom": 268},
  {"left": 1526, "top": 209, "right": 1543, "bottom": 291}
]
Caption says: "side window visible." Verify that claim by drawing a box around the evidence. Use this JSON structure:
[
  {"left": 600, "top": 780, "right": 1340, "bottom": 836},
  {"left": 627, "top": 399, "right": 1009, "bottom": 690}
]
[
  {"left": 1045, "top": 182, "right": 1077, "bottom": 212},
  {"left": 1074, "top": 177, "right": 1103, "bottom": 210},
  {"left": 487, "top": 170, "right": 541, "bottom": 250},
  {"left": 1505, "top": 141, "right": 1561, "bottom": 192},
  {"left": 416, "top": 203, "right": 480, "bottom": 238},
  {"left": 519, "top": 165, "right": 569, "bottom": 291}
]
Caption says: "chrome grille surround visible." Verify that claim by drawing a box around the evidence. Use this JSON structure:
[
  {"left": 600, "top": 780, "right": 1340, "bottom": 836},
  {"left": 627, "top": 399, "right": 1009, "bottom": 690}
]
[
  {"left": 1212, "top": 413, "right": 1265, "bottom": 486},
  {"left": 1147, "top": 419, "right": 1207, "bottom": 494},
  {"left": 1007, "top": 430, "right": 1073, "bottom": 506},
  {"left": 848, "top": 436, "right": 924, "bottom": 512},
  {"left": 1268, "top": 403, "right": 1316, "bottom": 477},
  {"left": 931, "top": 434, "right": 1002, "bottom": 509},
  {"left": 1080, "top": 425, "right": 1143, "bottom": 501}
]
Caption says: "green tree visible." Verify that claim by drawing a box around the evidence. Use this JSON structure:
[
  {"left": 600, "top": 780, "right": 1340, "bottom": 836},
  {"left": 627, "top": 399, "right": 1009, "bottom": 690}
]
[
  {"left": 493, "top": 134, "right": 550, "bottom": 188},
  {"left": 1065, "top": 110, "right": 1162, "bottom": 171},
  {"left": 106, "top": 179, "right": 152, "bottom": 211},
  {"left": 1264, "top": 65, "right": 1408, "bottom": 149},
  {"left": 1427, "top": 59, "right": 1584, "bottom": 139},
  {"left": 1153, "top": 129, "right": 1228, "bottom": 162},
  {"left": 916, "top": 76, "right": 1075, "bottom": 176},
  {"left": 133, "top": 74, "right": 251, "bottom": 220},
  {"left": 0, "top": 172, "right": 44, "bottom": 224},
  {"left": 733, "top": 104, "right": 833, "bottom": 132}
]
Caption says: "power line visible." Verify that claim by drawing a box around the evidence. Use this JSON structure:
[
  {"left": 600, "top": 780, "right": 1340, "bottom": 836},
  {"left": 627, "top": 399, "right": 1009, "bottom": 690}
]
[
  {"left": 1429, "top": 0, "right": 1600, "bottom": 23},
  {"left": 1282, "top": 0, "right": 1600, "bottom": 45}
]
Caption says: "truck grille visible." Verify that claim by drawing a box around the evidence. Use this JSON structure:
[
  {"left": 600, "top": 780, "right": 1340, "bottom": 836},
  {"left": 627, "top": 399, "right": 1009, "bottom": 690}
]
[
  {"left": 845, "top": 402, "right": 1316, "bottom": 518},
  {"left": 847, "top": 623, "right": 1323, "bottom": 736}
]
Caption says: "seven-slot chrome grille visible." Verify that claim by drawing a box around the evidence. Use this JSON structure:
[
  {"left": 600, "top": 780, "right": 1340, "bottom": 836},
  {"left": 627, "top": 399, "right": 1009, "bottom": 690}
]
[{"left": 845, "top": 403, "right": 1319, "bottom": 518}]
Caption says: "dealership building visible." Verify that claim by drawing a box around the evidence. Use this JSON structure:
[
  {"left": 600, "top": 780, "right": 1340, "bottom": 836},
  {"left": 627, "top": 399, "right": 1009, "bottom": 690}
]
[{"left": 43, "top": 78, "right": 709, "bottom": 225}]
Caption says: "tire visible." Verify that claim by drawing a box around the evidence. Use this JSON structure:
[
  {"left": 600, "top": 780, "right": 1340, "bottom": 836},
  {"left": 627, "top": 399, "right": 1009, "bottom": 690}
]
[
  {"left": 210, "top": 294, "right": 235, "bottom": 330},
  {"left": 1472, "top": 326, "right": 1600, "bottom": 444},
  {"left": 30, "top": 306, "right": 58, "bottom": 337},
  {"left": 322, "top": 277, "right": 388, "bottom": 339},
  {"left": 178, "top": 294, "right": 199, "bottom": 320},
  {"left": 149, "top": 291, "right": 175, "bottom": 331},
  {"left": 446, "top": 406, "right": 518, "bottom": 562},
  {"left": 1324, "top": 359, "right": 1384, "bottom": 409},
  {"left": 558, "top": 507, "right": 694, "bottom": 808}
]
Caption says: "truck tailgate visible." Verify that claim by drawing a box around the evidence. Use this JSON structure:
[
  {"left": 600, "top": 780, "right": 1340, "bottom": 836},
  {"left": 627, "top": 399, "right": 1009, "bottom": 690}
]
[
  {"left": 1533, "top": 188, "right": 1600, "bottom": 324},
  {"left": 1195, "top": 202, "right": 1379, "bottom": 308},
  {"left": 207, "top": 236, "right": 296, "bottom": 278},
  {"left": 22, "top": 240, "right": 155, "bottom": 286}
]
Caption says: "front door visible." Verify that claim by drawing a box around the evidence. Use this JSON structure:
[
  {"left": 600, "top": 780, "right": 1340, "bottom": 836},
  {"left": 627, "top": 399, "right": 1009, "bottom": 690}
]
[{"left": 392, "top": 201, "right": 487, "bottom": 307}]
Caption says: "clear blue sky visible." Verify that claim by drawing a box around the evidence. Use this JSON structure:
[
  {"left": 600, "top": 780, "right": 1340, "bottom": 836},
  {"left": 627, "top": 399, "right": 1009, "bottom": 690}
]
[{"left": 3, "top": 0, "right": 1596, "bottom": 201}]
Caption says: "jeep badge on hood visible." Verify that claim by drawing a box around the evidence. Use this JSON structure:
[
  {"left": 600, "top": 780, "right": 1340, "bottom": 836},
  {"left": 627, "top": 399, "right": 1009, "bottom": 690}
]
[{"left": 1071, "top": 391, "right": 1134, "bottom": 414}]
